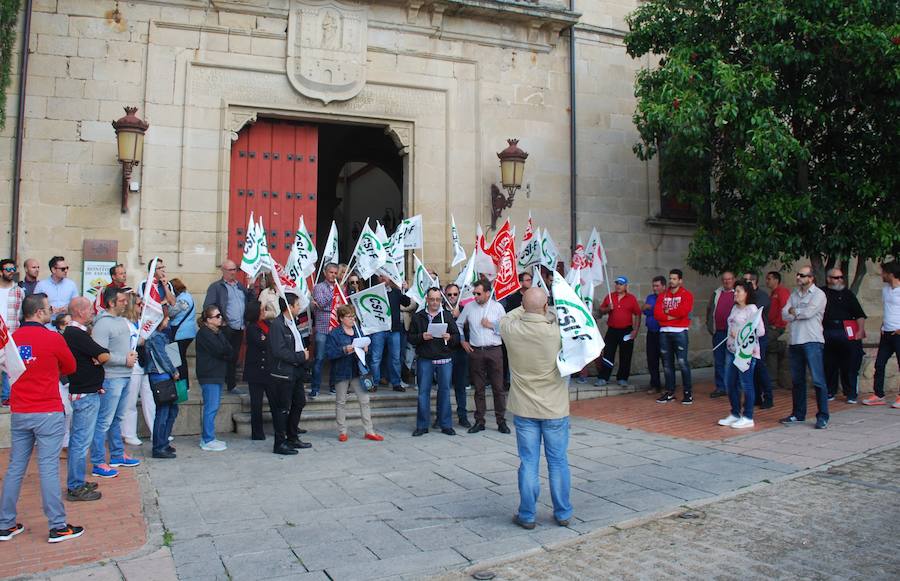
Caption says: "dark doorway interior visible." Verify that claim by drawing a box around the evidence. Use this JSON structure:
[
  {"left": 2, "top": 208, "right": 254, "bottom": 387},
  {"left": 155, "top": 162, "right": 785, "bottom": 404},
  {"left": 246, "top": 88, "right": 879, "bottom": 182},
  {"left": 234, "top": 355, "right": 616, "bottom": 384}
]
[{"left": 316, "top": 123, "right": 404, "bottom": 260}]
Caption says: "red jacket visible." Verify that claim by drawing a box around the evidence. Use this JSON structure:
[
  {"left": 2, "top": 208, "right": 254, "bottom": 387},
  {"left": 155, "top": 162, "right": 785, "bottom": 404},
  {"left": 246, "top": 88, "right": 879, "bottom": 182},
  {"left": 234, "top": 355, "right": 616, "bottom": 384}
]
[
  {"left": 10, "top": 321, "right": 76, "bottom": 413},
  {"left": 653, "top": 287, "right": 694, "bottom": 330}
]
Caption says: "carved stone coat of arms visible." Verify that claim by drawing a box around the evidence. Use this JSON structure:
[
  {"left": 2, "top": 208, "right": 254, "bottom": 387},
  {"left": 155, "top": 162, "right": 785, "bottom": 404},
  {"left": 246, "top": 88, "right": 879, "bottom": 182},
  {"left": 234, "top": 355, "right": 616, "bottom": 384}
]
[{"left": 287, "top": 0, "right": 368, "bottom": 104}]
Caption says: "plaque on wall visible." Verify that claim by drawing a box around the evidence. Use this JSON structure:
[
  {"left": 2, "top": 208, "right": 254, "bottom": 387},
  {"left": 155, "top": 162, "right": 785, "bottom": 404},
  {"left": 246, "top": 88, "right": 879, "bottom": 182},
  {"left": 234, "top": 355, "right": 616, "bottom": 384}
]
[{"left": 287, "top": 0, "right": 368, "bottom": 104}]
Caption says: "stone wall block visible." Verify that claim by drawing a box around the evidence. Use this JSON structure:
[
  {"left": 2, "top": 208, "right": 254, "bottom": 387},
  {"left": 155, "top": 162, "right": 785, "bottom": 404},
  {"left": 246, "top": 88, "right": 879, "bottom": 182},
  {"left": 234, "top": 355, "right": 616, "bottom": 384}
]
[
  {"left": 218, "top": 12, "right": 256, "bottom": 30},
  {"left": 46, "top": 97, "right": 99, "bottom": 121},
  {"left": 150, "top": 25, "right": 200, "bottom": 49},
  {"left": 77, "top": 120, "right": 115, "bottom": 142},
  {"left": 28, "top": 54, "right": 69, "bottom": 77},
  {"left": 25, "top": 119, "right": 77, "bottom": 141},
  {"left": 77, "top": 37, "right": 107, "bottom": 58},
  {"left": 92, "top": 59, "right": 141, "bottom": 83},
  {"left": 38, "top": 34, "right": 79, "bottom": 56},
  {"left": 31, "top": 12, "right": 69, "bottom": 36},
  {"left": 69, "top": 16, "right": 130, "bottom": 40}
]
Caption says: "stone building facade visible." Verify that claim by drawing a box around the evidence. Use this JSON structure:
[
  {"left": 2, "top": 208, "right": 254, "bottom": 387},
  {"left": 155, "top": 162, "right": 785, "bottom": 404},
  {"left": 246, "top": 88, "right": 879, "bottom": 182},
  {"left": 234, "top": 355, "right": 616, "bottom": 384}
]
[{"left": 0, "top": 0, "right": 889, "bottom": 368}]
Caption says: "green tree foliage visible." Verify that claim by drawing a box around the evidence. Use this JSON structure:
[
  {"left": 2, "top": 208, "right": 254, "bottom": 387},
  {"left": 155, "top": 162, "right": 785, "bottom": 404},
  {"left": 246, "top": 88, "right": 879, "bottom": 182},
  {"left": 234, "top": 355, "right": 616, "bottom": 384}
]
[
  {"left": 626, "top": 0, "right": 900, "bottom": 289},
  {"left": 0, "top": 0, "right": 21, "bottom": 130}
]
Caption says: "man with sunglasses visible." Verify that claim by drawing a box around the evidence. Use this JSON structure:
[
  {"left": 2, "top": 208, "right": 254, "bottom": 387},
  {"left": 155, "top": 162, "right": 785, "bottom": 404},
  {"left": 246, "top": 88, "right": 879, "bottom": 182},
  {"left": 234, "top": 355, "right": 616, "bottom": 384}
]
[
  {"left": 35, "top": 257, "right": 79, "bottom": 317},
  {"left": 444, "top": 283, "right": 471, "bottom": 427},
  {"left": 0, "top": 259, "right": 25, "bottom": 405},
  {"left": 821, "top": 268, "right": 866, "bottom": 403},
  {"left": 781, "top": 266, "right": 829, "bottom": 429}
]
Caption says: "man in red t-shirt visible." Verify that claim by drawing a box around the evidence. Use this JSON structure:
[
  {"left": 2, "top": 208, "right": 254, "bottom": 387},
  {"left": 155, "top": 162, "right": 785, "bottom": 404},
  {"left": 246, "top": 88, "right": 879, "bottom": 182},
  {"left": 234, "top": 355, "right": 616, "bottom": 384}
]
[
  {"left": 766, "top": 271, "right": 791, "bottom": 334},
  {"left": 654, "top": 269, "right": 696, "bottom": 404},
  {"left": 0, "top": 293, "right": 84, "bottom": 544},
  {"left": 594, "top": 276, "right": 642, "bottom": 386}
]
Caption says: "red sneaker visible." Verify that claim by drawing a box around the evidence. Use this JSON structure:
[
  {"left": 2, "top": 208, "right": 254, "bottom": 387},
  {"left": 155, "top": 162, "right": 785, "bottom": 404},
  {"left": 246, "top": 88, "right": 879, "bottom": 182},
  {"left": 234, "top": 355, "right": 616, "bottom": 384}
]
[
  {"left": 861, "top": 394, "right": 886, "bottom": 406},
  {"left": 364, "top": 433, "right": 384, "bottom": 441},
  {"left": 338, "top": 433, "right": 348, "bottom": 442}
]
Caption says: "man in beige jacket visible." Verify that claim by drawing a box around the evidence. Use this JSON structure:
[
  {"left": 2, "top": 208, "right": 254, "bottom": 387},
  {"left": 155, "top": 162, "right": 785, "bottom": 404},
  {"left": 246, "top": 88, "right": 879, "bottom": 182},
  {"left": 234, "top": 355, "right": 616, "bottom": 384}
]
[{"left": 500, "top": 287, "right": 573, "bottom": 529}]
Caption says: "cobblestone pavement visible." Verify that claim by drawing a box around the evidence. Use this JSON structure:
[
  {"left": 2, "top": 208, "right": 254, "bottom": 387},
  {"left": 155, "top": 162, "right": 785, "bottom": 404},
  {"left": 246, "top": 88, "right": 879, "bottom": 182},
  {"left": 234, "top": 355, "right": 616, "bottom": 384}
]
[{"left": 443, "top": 446, "right": 900, "bottom": 581}]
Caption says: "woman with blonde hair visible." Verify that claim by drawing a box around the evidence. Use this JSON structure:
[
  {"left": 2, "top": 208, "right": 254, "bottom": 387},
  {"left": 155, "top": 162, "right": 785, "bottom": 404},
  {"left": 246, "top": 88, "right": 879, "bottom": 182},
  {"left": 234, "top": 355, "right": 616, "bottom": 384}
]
[
  {"left": 122, "top": 292, "right": 155, "bottom": 446},
  {"left": 325, "top": 304, "right": 383, "bottom": 442}
]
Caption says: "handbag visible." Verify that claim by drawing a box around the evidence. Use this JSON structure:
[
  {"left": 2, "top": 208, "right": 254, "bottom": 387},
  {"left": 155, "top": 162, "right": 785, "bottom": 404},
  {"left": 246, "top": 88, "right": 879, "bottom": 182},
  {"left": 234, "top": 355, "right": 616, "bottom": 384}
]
[
  {"left": 150, "top": 376, "right": 178, "bottom": 405},
  {"left": 357, "top": 361, "right": 375, "bottom": 392}
]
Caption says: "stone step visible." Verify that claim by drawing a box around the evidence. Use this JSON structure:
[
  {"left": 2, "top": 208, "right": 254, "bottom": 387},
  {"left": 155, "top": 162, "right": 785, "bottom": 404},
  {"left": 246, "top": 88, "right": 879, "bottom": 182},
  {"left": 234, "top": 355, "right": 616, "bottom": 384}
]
[
  {"left": 238, "top": 387, "right": 457, "bottom": 414},
  {"left": 233, "top": 406, "right": 420, "bottom": 435}
]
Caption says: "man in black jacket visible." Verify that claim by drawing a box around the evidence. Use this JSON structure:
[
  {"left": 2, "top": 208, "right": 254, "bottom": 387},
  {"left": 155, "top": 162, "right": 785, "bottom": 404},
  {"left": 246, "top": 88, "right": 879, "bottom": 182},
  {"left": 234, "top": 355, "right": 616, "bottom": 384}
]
[
  {"left": 267, "top": 294, "right": 311, "bottom": 455},
  {"left": 822, "top": 268, "right": 867, "bottom": 403},
  {"left": 63, "top": 297, "right": 110, "bottom": 502},
  {"left": 409, "top": 288, "right": 460, "bottom": 436}
]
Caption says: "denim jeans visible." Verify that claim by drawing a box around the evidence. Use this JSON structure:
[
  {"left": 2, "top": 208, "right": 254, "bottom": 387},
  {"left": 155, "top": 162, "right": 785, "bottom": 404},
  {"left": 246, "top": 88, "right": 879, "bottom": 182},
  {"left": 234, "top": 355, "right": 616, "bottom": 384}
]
[
  {"left": 1, "top": 371, "right": 9, "bottom": 401},
  {"left": 416, "top": 358, "right": 452, "bottom": 430},
  {"left": 724, "top": 352, "right": 757, "bottom": 419},
  {"left": 660, "top": 331, "right": 692, "bottom": 395},
  {"left": 370, "top": 331, "right": 402, "bottom": 386},
  {"left": 153, "top": 402, "right": 179, "bottom": 454},
  {"left": 90, "top": 377, "right": 130, "bottom": 465},
  {"left": 310, "top": 332, "right": 328, "bottom": 393},
  {"left": 754, "top": 334, "right": 774, "bottom": 404},
  {"left": 66, "top": 393, "right": 101, "bottom": 490},
  {"left": 788, "top": 342, "right": 829, "bottom": 421},
  {"left": 513, "top": 415, "right": 572, "bottom": 523},
  {"left": 451, "top": 348, "right": 469, "bottom": 420},
  {"left": 712, "top": 330, "right": 728, "bottom": 393},
  {"left": 200, "top": 383, "right": 222, "bottom": 444},
  {"left": 0, "top": 412, "right": 67, "bottom": 530}
]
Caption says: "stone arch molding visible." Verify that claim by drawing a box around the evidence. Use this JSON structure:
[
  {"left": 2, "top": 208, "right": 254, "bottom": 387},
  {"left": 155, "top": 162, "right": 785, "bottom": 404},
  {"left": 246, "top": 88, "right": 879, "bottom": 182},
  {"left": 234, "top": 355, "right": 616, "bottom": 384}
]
[{"left": 287, "top": 0, "right": 369, "bottom": 104}]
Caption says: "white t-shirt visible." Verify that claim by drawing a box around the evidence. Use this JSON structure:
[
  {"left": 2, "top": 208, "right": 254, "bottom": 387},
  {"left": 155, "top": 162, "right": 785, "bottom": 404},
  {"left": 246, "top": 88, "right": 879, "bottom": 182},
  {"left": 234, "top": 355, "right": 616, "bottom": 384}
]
[
  {"left": 0, "top": 286, "right": 10, "bottom": 323},
  {"left": 883, "top": 284, "right": 900, "bottom": 332}
]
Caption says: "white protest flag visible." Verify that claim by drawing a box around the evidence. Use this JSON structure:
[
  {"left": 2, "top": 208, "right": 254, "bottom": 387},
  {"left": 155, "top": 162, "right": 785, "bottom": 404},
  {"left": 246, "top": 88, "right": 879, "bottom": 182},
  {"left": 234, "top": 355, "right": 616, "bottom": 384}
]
[
  {"left": 454, "top": 252, "right": 478, "bottom": 307},
  {"left": 532, "top": 265, "right": 548, "bottom": 294},
  {"left": 386, "top": 226, "right": 406, "bottom": 281},
  {"left": 395, "top": 214, "right": 423, "bottom": 250},
  {"left": 349, "top": 282, "right": 393, "bottom": 335},
  {"left": 137, "top": 257, "right": 166, "bottom": 340},
  {"left": 320, "top": 221, "right": 339, "bottom": 270},
  {"left": 540, "top": 229, "right": 559, "bottom": 270},
  {"left": 577, "top": 268, "right": 595, "bottom": 310},
  {"left": 240, "top": 212, "right": 264, "bottom": 277},
  {"left": 273, "top": 259, "right": 309, "bottom": 312},
  {"left": 552, "top": 271, "right": 604, "bottom": 376},
  {"left": 517, "top": 227, "right": 541, "bottom": 273},
  {"left": 565, "top": 266, "right": 581, "bottom": 288},
  {"left": 286, "top": 216, "right": 317, "bottom": 281},
  {"left": 584, "top": 228, "right": 607, "bottom": 284},
  {"left": 733, "top": 308, "right": 765, "bottom": 372},
  {"left": 405, "top": 254, "right": 437, "bottom": 311},
  {"left": 474, "top": 224, "right": 497, "bottom": 278},
  {"left": 450, "top": 215, "right": 467, "bottom": 267},
  {"left": 0, "top": 316, "right": 26, "bottom": 386},
  {"left": 350, "top": 219, "right": 387, "bottom": 279},
  {"left": 374, "top": 222, "right": 404, "bottom": 287}
]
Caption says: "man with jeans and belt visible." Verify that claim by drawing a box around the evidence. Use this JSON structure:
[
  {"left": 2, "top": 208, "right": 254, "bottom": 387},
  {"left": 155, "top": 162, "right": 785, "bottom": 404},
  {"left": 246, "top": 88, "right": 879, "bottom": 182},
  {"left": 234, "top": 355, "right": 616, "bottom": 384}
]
[
  {"left": 457, "top": 279, "right": 509, "bottom": 434},
  {"left": 90, "top": 287, "right": 140, "bottom": 479},
  {"left": 655, "top": 269, "right": 695, "bottom": 404},
  {"left": 706, "top": 271, "right": 735, "bottom": 398},
  {"left": 641, "top": 276, "right": 666, "bottom": 393},
  {"left": 203, "top": 260, "right": 249, "bottom": 393},
  {"left": 0, "top": 293, "right": 83, "bottom": 543},
  {"left": 780, "top": 266, "right": 830, "bottom": 429},
  {"left": 63, "top": 297, "right": 110, "bottom": 501},
  {"left": 368, "top": 274, "right": 411, "bottom": 393},
  {"left": 310, "top": 263, "right": 338, "bottom": 398},
  {"left": 501, "top": 287, "right": 573, "bottom": 529}
]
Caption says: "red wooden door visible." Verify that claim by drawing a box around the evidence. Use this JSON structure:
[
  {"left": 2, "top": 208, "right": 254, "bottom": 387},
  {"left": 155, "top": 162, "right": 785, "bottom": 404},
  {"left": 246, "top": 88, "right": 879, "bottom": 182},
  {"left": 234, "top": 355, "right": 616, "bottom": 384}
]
[{"left": 228, "top": 120, "right": 319, "bottom": 275}]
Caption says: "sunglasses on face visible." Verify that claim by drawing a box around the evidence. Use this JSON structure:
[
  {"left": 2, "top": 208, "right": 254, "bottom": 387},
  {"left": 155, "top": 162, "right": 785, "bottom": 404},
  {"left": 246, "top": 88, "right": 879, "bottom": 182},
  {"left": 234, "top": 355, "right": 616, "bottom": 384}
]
[
  {"left": 828, "top": 275, "right": 844, "bottom": 280},
  {"left": 2, "top": 267, "right": 15, "bottom": 273},
  {"left": 54, "top": 266, "right": 69, "bottom": 271},
  {"left": 349, "top": 280, "right": 359, "bottom": 285},
  {"left": 796, "top": 273, "right": 811, "bottom": 278},
  {"left": 446, "top": 292, "right": 459, "bottom": 297}
]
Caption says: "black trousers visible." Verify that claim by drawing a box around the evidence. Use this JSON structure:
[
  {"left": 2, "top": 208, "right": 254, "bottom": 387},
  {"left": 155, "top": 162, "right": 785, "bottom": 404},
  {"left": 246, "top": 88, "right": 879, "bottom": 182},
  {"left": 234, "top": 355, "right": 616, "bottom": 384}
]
[
  {"left": 266, "top": 376, "right": 306, "bottom": 450},
  {"left": 646, "top": 331, "right": 661, "bottom": 389},
  {"left": 223, "top": 327, "right": 244, "bottom": 391},
  {"left": 248, "top": 381, "right": 268, "bottom": 440},
  {"left": 823, "top": 329, "right": 863, "bottom": 399},
  {"left": 176, "top": 338, "right": 193, "bottom": 390},
  {"left": 598, "top": 326, "right": 634, "bottom": 381},
  {"left": 873, "top": 331, "right": 900, "bottom": 397}
]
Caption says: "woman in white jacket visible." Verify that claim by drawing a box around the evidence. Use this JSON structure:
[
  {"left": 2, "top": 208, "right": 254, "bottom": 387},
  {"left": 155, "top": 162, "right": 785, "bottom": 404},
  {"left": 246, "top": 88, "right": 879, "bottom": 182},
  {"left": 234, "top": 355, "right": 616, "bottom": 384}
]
[
  {"left": 718, "top": 280, "right": 764, "bottom": 430},
  {"left": 122, "top": 293, "right": 156, "bottom": 446}
]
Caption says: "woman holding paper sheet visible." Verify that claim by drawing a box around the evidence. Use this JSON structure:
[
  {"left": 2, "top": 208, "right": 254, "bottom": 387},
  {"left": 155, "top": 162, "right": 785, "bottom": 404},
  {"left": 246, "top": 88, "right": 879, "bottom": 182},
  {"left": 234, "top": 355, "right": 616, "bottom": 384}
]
[
  {"left": 325, "top": 304, "right": 383, "bottom": 443},
  {"left": 718, "top": 281, "right": 764, "bottom": 430}
]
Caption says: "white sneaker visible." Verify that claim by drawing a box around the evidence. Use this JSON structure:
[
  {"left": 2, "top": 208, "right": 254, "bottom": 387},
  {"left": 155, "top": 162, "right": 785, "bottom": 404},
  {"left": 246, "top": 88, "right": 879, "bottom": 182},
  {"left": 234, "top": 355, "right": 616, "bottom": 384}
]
[
  {"left": 718, "top": 414, "right": 740, "bottom": 427},
  {"left": 124, "top": 437, "right": 142, "bottom": 446},
  {"left": 731, "top": 417, "right": 755, "bottom": 429},
  {"left": 200, "top": 440, "right": 227, "bottom": 451}
]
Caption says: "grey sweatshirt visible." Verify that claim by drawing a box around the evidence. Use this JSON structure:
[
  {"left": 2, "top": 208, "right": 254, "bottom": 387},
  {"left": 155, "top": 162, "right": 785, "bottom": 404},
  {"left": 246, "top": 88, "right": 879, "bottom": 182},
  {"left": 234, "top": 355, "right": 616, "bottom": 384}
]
[{"left": 91, "top": 311, "right": 134, "bottom": 378}]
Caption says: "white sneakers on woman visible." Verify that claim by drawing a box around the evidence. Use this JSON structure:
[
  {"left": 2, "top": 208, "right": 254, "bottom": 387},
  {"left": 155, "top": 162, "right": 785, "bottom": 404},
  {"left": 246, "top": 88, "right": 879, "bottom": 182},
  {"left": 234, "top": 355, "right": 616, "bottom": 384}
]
[
  {"left": 200, "top": 439, "right": 227, "bottom": 451},
  {"left": 718, "top": 415, "right": 754, "bottom": 429}
]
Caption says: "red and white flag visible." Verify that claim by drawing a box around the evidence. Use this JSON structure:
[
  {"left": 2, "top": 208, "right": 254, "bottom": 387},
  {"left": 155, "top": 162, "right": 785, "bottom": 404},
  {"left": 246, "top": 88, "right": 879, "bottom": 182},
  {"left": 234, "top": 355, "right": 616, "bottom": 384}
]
[
  {"left": 571, "top": 239, "right": 588, "bottom": 270},
  {"left": 483, "top": 219, "right": 520, "bottom": 301},
  {"left": 584, "top": 228, "right": 607, "bottom": 284},
  {"left": 328, "top": 283, "right": 348, "bottom": 331},
  {"left": 138, "top": 257, "right": 165, "bottom": 340},
  {"left": 523, "top": 212, "right": 535, "bottom": 242},
  {"left": 474, "top": 224, "right": 497, "bottom": 279},
  {"left": 0, "top": 316, "right": 26, "bottom": 386}
]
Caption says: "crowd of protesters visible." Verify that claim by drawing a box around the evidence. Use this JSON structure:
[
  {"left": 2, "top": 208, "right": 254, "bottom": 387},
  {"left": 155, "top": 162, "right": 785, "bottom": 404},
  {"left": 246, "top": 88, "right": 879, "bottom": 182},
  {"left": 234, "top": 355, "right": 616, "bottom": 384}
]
[{"left": 0, "top": 252, "right": 897, "bottom": 543}]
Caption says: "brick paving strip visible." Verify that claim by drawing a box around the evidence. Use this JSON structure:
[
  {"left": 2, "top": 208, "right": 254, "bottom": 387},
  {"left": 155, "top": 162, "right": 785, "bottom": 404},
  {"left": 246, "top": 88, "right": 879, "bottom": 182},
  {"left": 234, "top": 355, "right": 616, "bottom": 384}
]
[{"left": 7, "top": 377, "right": 898, "bottom": 580}]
